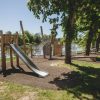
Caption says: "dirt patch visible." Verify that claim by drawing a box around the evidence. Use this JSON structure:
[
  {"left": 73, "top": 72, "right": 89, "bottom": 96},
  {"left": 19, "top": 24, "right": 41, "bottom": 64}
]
[
  {"left": 0, "top": 82, "right": 7, "bottom": 93},
  {"left": 18, "top": 92, "right": 37, "bottom": 100}
]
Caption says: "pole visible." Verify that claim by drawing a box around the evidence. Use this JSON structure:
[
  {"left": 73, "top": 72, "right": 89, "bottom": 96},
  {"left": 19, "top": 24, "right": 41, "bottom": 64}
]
[
  {"left": 16, "top": 32, "right": 19, "bottom": 67},
  {"left": 40, "top": 26, "right": 43, "bottom": 38},
  {"left": 1, "top": 31, "right": 6, "bottom": 76},
  {"left": 20, "top": 20, "right": 26, "bottom": 53},
  {"left": 8, "top": 32, "right": 14, "bottom": 68}
]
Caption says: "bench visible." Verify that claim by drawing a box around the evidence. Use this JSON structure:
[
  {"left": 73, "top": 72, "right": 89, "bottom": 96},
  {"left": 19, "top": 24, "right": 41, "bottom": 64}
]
[{"left": 72, "top": 56, "right": 96, "bottom": 61}]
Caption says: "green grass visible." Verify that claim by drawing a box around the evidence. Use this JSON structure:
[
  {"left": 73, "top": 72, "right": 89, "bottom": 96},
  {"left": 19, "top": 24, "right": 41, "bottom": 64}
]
[
  {"left": 67, "top": 60, "right": 100, "bottom": 70},
  {"left": 96, "top": 56, "right": 100, "bottom": 61},
  {"left": 0, "top": 82, "right": 32, "bottom": 100},
  {"left": 0, "top": 82, "right": 78, "bottom": 100},
  {"left": 0, "top": 60, "right": 100, "bottom": 100},
  {"left": 0, "top": 57, "right": 16, "bottom": 62},
  {"left": 63, "top": 60, "right": 100, "bottom": 100}
]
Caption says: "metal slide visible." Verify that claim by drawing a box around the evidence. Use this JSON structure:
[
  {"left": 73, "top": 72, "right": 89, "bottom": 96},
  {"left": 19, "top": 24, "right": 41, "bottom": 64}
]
[{"left": 10, "top": 44, "right": 49, "bottom": 77}]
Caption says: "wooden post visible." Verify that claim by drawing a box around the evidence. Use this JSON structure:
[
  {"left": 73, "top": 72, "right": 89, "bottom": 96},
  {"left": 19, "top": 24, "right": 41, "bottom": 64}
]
[
  {"left": 0, "top": 31, "right": 2, "bottom": 72},
  {"left": 20, "top": 20, "right": 26, "bottom": 53},
  {"left": 40, "top": 26, "right": 46, "bottom": 58},
  {"left": 7, "top": 32, "right": 14, "bottom": 68},
  {"left": 16, "top": 32, "right": 19, "bottom": 67},
  {"left": 30, "top": 44, "right": 33, "bottom": 58},
  {"left": 40, "top": 26, "right": 43, "bottom": 38},
  {"left": 10, "top": 46, "right": 13, "bottom": 67},
  {"left": 1, "top": 31, "right": 6, "bottom": 76},
  {"left": 43, "top": 46, "right": 46, "bottom": 58},
  {"left": 49, "top": 44, "right": 52, "bottom": 60}
]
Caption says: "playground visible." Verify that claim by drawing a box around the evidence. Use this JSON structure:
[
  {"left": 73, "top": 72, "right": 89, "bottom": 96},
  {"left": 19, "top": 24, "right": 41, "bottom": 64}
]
[
  {"left": 0, "top": 53, "right": 100, "bottom": 99},
  {"left": 0, "top": 30, "right": 99, "bottom": 100},
  {"left": 0, "top": 55, "right": 100, "bottom": 90},
  {"left": 0, "top": 0, "right": 100, "bottom": 99},
  {"left": 0, "top": 20, "right": 99, "bottom": 99},
  {"left": 0, "top": 56, "right": 69, "bottom": 89}
]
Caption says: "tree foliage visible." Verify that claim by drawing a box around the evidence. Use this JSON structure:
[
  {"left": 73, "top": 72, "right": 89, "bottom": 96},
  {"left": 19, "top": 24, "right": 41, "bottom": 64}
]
[
  {"left": 27, "top": 0, "right": 83, "bottom": 64},
  {"left": 33, "top": 33, "right": 42, "bottom": 44},
  {"left": 27, "top": 0, "right": 100, "bottom": 63},
  {"left": 75, "top": 0, "right": 100, "bottom": 55}
]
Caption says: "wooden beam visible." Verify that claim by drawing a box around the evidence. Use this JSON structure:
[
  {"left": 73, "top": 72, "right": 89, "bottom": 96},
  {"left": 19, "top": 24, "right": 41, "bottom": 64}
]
[
  {"left": 8, "top": 32, "right": 14, "bottom": 68},
  {"left": 16, "top": 32, "right": 19, "bottom": 67},
  {"left": 10, "top": 46, "right": 13, "bottom": 67},
  {"left": 49, "top": 44, "right": 52, "bottom": 60},
  {"left": 40, "top": 26, "right": 43, "bottom": 38},
  {"left": 1, "top": 31, "right": 6, "bottom": 76},
  {"left": 20, "top": 20, "right": 26, "bottom": 53},
  {"left": 30, "top": 44, "right": 33, "bottom": 58},
  {"left": 43, "top": 46, "right": 46, "bottom": 58}
]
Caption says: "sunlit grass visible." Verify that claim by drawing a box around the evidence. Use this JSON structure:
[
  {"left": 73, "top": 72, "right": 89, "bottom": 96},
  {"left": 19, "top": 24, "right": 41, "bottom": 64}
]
[
  {"left": 0, "top": 81, "right": 84, "bottom": 100},
  {"left": 65, "top": 60, "right": 100, "bottom": 71},
  {"left": 0, "top": 81, "right": 96, "bottom": 100}
]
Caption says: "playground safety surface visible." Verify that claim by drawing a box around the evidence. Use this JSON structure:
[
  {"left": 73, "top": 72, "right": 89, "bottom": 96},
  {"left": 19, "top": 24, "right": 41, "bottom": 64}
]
[
  {"left": 0, "top": 56, "right": 72, "bottom": 90},
  {"left": 0, "top": 56, "right": 99, "bottom": 90}
]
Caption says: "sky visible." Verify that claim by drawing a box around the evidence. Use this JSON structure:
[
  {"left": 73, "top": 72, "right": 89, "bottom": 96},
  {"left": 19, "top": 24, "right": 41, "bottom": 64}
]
[{"left": 0, "top": 0, "right": 62, "bottom": 38}]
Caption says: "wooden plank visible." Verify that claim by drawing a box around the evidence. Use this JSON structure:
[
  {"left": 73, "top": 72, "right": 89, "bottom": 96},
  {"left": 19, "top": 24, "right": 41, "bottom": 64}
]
[
  {"left": 72, "top": 56, "right": 96, "bottom": 58},
  {"left": 72, "top": 56, "right": 96, "bottom": 62}
]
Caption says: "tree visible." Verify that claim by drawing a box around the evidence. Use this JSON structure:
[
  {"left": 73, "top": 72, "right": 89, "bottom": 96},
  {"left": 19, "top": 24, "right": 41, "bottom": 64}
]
[
  {"left": 18, "top": 31, "right": 34, "bottom": 45},
  {"left": 18, "top": 34, "right": 23, "bottom": 46},
  {"left": 75, "top": 0, "right": 100, "bottom": 55},
  {"left": 51, "top": 23, "right": 58, "bottom": 44},
  {"left": 33, "top": 33, "right": 42, "bottom": 44},
  {"left": 42, "top": 34, "right": 50, "bottom": 43},
  {"left": 85, "top": 14, "right": 99, "bottom": 55},
  {"left": 24, "top": 30, "right": 34, "bottom": 43},
  {"left": 27, "top": 0, "right": 83, "bottom": 64},
  {"left": 96, "top": 31, "right": 100, "bottom": 52}
]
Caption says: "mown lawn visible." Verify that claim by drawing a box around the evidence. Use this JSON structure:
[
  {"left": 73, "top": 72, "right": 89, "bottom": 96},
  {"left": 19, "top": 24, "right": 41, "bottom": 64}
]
[
  {"left": 0, "top": 81, "right": 78, "bottom": 100},
  {"left": 0, "top": 60, "right": 100, "bottom": 100}
]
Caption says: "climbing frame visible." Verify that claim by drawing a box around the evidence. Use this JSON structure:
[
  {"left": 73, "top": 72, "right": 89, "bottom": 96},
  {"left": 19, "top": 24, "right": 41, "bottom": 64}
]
[{"left": 0, "top": 30, "right": 19, "bottom": 76}]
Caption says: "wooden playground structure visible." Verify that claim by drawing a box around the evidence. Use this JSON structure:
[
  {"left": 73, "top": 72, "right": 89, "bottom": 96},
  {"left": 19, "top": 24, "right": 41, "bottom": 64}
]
[
  {"left": 0, "top": 30, "right": 48, "bottom": 77},
  {"left": 43, "top": 39, "right": 62, "bottom": 59},
  {"left": 0, "top": 31, "right": 19, "bottom": 76}
]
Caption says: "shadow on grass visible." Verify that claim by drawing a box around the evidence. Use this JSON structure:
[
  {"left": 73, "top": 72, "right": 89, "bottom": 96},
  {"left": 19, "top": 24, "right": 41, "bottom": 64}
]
[{"left": 49, "top": 63, "right": 100, "bottom": 99}]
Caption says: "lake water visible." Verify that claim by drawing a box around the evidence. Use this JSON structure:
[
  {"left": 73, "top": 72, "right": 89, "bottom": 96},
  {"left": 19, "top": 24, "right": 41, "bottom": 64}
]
[
  {"left": 0, "top": 44, "right": 84, "bottom": 57},
  {"left": 32, "top": 44, "right": 84, "bottom": 56}
]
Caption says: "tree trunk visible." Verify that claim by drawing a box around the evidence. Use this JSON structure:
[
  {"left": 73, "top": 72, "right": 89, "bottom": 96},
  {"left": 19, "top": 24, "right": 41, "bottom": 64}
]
[
  {"left": 65, "top": 0, "right": 76, "bottom": 64},
  {"left": 96, "top": 32, "right": 100, "bottom": 52},
  {"left": 85, "top": 29, "right": 94, "bottom": 55},
  {"left": 65, "top": 39, "right": 71, "bottom": 64},
  {"left": 85, "top": 24, "right": 97, "bottom": 55}
]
